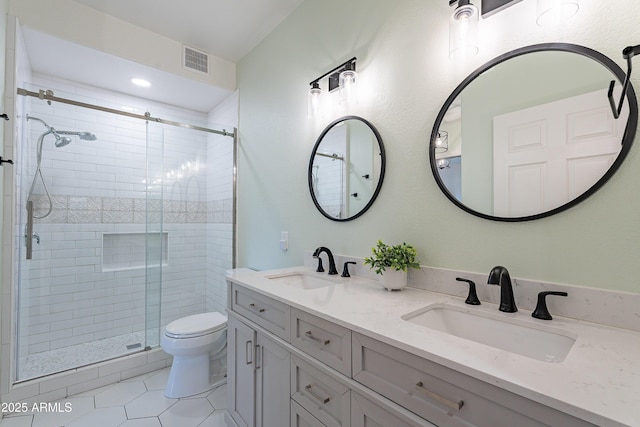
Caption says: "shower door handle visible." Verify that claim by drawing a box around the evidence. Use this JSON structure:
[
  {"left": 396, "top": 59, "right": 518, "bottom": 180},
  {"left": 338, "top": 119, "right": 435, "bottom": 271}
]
[{"left": 26, "top": 201, "right": 34, "bottom": 260}]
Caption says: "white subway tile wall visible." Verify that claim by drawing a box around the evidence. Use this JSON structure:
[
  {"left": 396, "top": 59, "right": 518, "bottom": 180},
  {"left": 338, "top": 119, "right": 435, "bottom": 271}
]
[
  {"left": 12, "top": 71, "right": 236, "bottom": 380},
  {"left": 312, "top": 125, "right": 346, "bottom": 218}
]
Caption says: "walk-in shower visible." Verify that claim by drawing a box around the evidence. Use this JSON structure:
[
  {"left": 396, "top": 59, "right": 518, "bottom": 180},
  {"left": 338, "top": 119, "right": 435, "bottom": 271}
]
[{"left": 10, "top": 83, "right": 236, "bottom": 384}]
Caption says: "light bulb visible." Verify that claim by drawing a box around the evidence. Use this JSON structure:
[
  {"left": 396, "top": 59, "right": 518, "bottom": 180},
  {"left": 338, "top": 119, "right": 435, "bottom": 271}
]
[
  {"left": 449, "top": 1, "right": 479, "bottom": 60},
  {"left": 437, "top": 159, "right": 451, "bottom": 169},
  {"left": 435, "top": 131, "right": 449, "bottom": 153},
  {"left": 308, "top": 82, "right": 322, "bottom": 118},
  {"left": 339, "top": 68, "right": 358, "bottom": 106}
]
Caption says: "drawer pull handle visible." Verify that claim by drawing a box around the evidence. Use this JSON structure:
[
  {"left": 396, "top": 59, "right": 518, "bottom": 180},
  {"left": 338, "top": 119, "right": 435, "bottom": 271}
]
[
  {"left": 415, "top": 381, "right": 464, "bottom": 411},
  {"left": 305, "top": 331, "right": 330, "bottom": 346},
  {"left": 305, "top": 384, "right": 330, "bottom": 404},
  {"left": 249, "top": 303, "right": 265, "bottom": 313}
]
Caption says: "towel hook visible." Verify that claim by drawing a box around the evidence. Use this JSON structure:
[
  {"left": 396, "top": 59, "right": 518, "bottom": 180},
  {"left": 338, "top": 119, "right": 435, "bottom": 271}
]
[
  {"left": 0, "top": 156, "right": 14, "bottom": 166},
  {"left": 608, "top": 45, "right": 640, "bottom": 119}
]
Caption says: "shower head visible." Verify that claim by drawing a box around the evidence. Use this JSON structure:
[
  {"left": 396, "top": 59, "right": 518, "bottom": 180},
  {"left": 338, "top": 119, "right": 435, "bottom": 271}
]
[
  {"left": 56, "top": 130, "right": 97, "bottom": 141},
  {"left": 54, "top": 135, "right": 72, "bottom": 148},
  {"left": 79, "top": 132, "right": 97, "bottom": 141}
]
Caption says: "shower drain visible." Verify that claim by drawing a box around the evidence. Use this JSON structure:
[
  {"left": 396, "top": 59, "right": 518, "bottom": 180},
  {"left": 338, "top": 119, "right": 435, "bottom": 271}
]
[{"left": 126, "top": 343, "right": 142, "bottom": 350}]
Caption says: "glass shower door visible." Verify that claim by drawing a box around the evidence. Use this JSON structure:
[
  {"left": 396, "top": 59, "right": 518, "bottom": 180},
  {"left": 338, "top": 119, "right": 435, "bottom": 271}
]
[
  {"left": 144, "top": 121, "right": 164, "bottom": 350},
  {"left": 14, "top": 84, "right": 161, "bottom": 381}
]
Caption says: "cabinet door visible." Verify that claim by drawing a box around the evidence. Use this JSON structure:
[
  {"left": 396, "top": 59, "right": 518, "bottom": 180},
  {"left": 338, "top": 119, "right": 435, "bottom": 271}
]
[
  {"left": 256, "top": 331, "right": 291, "bottom": 427},
  {"left": 228, "top": 317, "right": 256, "bottom": 427}
]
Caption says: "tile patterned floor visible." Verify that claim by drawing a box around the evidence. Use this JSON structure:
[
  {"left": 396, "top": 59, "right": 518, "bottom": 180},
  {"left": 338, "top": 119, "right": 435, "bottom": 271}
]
[{"left": 0, "top": 368, "right": 227, "bottom": 427}]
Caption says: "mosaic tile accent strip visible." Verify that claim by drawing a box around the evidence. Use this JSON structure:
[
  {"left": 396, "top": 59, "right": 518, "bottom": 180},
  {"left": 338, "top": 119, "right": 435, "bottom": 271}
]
[{"left": 30, "top": 194, "right": 233, "bottom": 224}]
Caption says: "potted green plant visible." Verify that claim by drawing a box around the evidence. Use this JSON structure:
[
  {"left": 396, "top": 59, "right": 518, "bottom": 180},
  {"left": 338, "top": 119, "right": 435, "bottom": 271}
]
[{"left": 363, "top": 240, "right": 420, "bottom": 291}]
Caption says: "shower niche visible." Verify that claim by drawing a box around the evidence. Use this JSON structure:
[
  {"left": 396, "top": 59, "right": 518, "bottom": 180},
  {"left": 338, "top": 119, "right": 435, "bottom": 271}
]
[{"left": 102, "top": 232, "right": 169, "bottom": 272}]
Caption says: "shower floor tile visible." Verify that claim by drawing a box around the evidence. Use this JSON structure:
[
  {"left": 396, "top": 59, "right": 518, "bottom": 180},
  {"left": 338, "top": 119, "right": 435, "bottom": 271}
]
[
  {"left": 0, "top": 368, "right": 228, "bottom": 427},
  {"left": 19, "top": 331, "right": 145, "bottom": 380}
]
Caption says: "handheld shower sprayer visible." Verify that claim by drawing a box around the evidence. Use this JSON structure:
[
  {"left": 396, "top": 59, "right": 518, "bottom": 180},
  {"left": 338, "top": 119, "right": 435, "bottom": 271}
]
[
  {"left": 25, "top": 114, "right": 97, "bottom": 218},
  {"left": 54, "top": 135, "right": 72, "bottom": 148}
]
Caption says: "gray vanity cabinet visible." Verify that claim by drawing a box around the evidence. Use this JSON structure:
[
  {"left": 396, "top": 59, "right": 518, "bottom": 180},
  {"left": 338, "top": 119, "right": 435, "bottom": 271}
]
[
  {"left": 227, "top": 315, "right": 291, "bottom": 427},
  {"left": 227, "top": 280, "right": 597, "bottom": 427}
]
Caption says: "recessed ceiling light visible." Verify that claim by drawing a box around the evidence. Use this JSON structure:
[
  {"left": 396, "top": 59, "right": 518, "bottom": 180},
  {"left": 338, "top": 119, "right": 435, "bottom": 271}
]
[{"left": 130, "top": 77, "right": 151, "bottom": 88}]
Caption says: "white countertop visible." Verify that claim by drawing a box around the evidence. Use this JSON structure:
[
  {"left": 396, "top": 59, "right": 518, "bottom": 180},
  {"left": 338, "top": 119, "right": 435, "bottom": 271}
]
[{"left": 226, "top": 266, "right": 640, "bottom": 427}]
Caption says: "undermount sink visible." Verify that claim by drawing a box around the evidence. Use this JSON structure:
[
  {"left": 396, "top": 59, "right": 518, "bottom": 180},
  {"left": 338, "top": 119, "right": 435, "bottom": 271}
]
[
  {"left": 402, "top": 304, "right": 576, "bottom": 363},
  {"left": 265, "top": 272, "right": 338, "bottom": 290}
]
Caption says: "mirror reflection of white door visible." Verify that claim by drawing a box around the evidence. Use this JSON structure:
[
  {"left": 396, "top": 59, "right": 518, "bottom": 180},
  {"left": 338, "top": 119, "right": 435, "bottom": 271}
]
[
  {"left": 493, "top": 89, "right": 628, "bottom": 217},
  {"left": 347, "top": 124, "right": 375, "bottom": 217}
]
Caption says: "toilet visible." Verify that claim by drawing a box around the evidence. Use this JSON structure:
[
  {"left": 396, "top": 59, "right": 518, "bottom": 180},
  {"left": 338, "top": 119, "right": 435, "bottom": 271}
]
[{"left": 161, "top": 311, "right": 228, "bottom": 398}]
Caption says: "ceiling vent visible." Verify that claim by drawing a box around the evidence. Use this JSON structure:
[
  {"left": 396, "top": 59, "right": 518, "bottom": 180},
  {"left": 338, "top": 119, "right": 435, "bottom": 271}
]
[{"left": 183, "top": 45, "right": 209, "bottom": 75}]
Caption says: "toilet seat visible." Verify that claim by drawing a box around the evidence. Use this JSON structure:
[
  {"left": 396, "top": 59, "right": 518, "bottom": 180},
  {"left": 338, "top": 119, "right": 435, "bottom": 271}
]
[{"left": 165, "top": 312, "right": 227, "bottom": 339}]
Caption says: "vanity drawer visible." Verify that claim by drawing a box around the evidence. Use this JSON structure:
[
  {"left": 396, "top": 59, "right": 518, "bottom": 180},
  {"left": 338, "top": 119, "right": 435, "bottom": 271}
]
[
  {"left": 231, "top": 283, "right": 290, "bottom": 341},
  {"left": 291, "top": 356, "right": 350, "bottom": 427},
  {"left": 351, "top": 392, "right": 436, "bottom": 427},
  {"left": 291, "top": 400, "right": 327, "bottom": 427},
  {"left": 291, "top": 308, "right": 351, "bottom": 376},
  {"left": 352, "top": 333, "right": 594, "bottom": 427}
]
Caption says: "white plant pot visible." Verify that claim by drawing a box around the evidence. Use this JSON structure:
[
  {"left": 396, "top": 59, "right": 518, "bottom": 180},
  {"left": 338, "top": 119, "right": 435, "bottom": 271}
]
[{"left": 380, "top": 269, "right": 408, "bottom": 291}]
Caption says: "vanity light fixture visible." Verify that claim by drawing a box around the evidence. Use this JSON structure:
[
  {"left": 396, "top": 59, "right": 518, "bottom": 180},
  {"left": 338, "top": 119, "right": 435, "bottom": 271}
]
[
  {"left": 481, "top": 0, "right": 523, "bottom": 17},
  {"left": 308, "top": 57, "right": 357, "bottom": 118},
  {"left": 435, "top": 131, "right": 449, "bottom": 153},
  {"left": 536, "top": 0, "right": 580, "bottom": 26},
  {"left": 449, "top": 0, "right": 479, "bottom": 60}
]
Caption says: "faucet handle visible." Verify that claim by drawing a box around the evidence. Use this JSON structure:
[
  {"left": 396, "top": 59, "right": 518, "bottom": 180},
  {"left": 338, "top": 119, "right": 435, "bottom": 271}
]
[
  {"left": 315, "top": 257, "right": 324, "bottom": 273},
  {"left": 456, "top": 278, "right": 480, "bottom": 305},
  {"left": 532, "top": 291, "right": 568, "bottom": 320},
  {"left": 342, "top": 261, "right": 356, "bottom": 277}
]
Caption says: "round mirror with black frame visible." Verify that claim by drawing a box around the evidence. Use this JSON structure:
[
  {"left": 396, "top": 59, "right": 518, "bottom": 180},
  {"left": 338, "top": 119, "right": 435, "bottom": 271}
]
[
  {"left": 309, "top": 116, "right": 386, "bottom": 221},
  {"left": 430, "top": 43, "right": 638, "bottom": 222}
]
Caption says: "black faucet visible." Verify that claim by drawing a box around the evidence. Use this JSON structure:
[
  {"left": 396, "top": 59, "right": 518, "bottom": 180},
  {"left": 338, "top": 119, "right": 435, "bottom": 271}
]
[
  {"left": 313, "top": 247, "right": 338, "bottom": 275},
  {"left": 487, "top": 266, "right": 517, "bottom": 313},
  {"left": 532, "top": 291, "right": 568, "bottom": 320},
  {"left": 341, "top": 261, "right": 356, "bottom": 277}
]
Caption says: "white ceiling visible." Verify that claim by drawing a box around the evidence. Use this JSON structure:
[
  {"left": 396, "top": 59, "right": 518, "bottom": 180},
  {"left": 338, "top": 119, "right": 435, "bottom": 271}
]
[
  {"left": 21, "top": 0, "right": 304, "bottom": 113},
  {"left": 71, "top": 0, "right": 304, "bottom": 63}
]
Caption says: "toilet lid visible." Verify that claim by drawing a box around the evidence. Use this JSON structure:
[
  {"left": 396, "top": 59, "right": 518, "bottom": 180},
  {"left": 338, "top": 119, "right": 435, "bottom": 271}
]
[{"left": 165, "top": 312, "right": 227, "bottom": 338}]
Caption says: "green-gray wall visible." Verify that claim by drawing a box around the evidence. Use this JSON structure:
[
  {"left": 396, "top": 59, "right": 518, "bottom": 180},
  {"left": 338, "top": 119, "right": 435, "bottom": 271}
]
[{"left": 237, "top": 0, "right": 640, "bottom": 294}]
